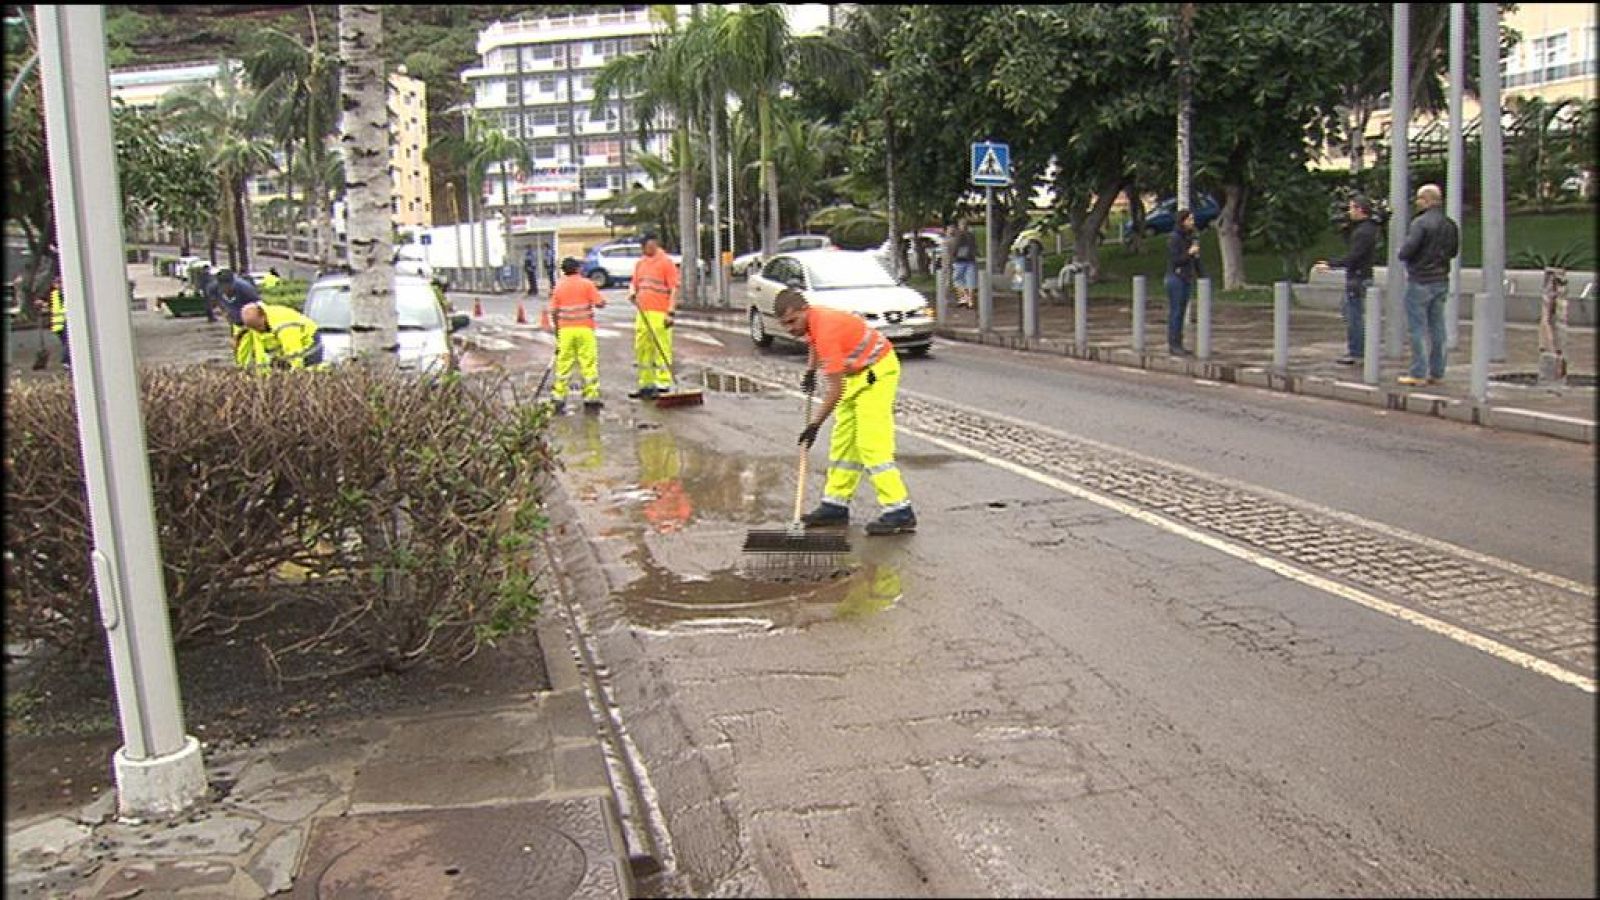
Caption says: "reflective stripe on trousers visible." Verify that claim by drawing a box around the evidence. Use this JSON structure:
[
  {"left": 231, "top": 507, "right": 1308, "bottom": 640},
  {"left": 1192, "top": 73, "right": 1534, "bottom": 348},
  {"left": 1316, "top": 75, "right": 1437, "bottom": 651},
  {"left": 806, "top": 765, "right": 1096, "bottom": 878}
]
[
  {"left": 634, "top": 310, "right": 673, "bottom": 389},
  {"left": 552, "top": 327, "right": 600, "bottom": 401},
  {"left": 823, "top": 351, "right": 910, "bottom": 512}
]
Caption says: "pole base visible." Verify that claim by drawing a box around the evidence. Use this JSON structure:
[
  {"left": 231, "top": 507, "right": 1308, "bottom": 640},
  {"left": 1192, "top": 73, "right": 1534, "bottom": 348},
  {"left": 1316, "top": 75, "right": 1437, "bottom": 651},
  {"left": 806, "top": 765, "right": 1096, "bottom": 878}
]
[{"left": 114, "top": 735, "right": 207, "bottom": 820}]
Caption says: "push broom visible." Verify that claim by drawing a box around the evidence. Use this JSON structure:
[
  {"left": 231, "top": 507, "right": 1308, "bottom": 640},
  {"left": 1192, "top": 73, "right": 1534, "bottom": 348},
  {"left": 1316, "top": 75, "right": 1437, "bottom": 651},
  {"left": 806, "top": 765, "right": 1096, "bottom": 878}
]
[
  {"left": 742, "top": 382, "right": 850, "bottom": 565},
  {"left": 635, "top": 301, "right": 703, "bottom": 409}
]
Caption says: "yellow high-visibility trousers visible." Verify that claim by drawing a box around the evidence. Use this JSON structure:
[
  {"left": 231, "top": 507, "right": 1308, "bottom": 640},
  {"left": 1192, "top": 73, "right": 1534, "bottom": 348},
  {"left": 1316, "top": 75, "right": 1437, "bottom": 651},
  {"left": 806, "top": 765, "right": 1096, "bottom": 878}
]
[
  {"left": 822, "top": 352, "right": 910, "bottom": 513},
  {"left": 552, "top": 327, "right": 600, "bottom": 401},
  {"left": 634, "top": 310, "right": 673, "bottom": 390}
]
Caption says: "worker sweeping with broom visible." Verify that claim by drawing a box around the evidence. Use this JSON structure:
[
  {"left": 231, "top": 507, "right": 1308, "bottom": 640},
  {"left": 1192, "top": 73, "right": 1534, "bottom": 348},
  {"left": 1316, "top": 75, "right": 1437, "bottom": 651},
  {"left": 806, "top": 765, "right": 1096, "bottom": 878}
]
[
  {"left": 776, "top": 289, "right": 917, "bottom": 536},
  {"left": 628, "top": 232, "right": 678, "bottom": 401}
]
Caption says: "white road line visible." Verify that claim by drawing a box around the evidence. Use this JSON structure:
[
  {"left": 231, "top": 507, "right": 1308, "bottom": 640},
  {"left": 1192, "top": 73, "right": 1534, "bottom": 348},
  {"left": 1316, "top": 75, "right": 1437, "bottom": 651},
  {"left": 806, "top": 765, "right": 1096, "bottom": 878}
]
[
  {"left": 905, "top": 426, "right": 1596, "bottom": 694},
  {"left": 901, "top": 384, "right": 1596, "bottom": 600},
  {"left": 742, "top": 375, "right": 1595, "bottom": 694}
]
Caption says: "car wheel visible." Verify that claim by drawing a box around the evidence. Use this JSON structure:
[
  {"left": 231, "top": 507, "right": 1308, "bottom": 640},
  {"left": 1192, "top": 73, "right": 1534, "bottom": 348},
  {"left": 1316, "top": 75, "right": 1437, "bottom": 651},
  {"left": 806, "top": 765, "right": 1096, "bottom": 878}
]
[
  {"left": 588, "top": 269, "right": 609, "bottom": 289},
  {"left": 903, "top": 344, "right": 931, "bottom": 359},
  {"left": 749, "top": 307, "right": 773, "bottom": 349}
]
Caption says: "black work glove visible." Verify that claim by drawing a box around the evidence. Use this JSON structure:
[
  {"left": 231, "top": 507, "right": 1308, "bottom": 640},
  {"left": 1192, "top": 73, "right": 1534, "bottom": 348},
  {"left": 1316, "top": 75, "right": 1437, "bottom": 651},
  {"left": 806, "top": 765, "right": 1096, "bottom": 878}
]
[
  {"left": 798, "top": 422, "right": 821, "bottom": 448},
  {"left": 801, "top": 368, "right": 817, "bottom": 395},
  {"left": 664, "top": 312, "right": 675, "bottom": 329}
]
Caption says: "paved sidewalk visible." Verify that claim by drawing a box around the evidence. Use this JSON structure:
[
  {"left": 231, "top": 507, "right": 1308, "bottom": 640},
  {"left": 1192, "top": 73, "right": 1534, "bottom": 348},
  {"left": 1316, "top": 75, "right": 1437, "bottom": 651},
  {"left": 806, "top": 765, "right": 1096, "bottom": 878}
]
[
  {"left": 677, "top": 289, "right": 1596, "bottom": 445},
  {"left": 4, "top": 617, "right": 632, "bottom": 900}
]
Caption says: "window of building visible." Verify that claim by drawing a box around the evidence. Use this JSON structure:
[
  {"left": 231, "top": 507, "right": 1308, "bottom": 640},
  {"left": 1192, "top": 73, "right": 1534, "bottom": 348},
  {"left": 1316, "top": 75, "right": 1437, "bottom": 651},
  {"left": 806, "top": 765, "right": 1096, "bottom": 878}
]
[
  {"left": 540, "top": 76, "right": 557, "bottom": 94},
  {"left": 533, "top": 141, "right": 559, "bottom": 161},
  {"left": 506, "top": 79, "right": 520, "bottom": 104}
]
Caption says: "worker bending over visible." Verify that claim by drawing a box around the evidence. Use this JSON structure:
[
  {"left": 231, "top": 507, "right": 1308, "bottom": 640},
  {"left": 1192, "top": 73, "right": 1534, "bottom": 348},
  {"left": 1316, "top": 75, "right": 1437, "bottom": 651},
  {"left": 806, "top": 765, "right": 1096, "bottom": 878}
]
[
  {"left": 235, "top": 301, "right": 323, "bottom": 371},
  {"left": 776, "top": 289, "right": 917, "bottom": 536}
]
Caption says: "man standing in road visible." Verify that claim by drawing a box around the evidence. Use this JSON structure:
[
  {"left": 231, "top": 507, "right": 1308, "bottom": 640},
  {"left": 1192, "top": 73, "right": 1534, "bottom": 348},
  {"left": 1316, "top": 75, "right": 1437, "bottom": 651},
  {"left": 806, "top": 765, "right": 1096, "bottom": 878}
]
[
  {"left": 1314, "top": 195, "right": 1381, "bottom": 365},
  {"left": 950, "top": 219, "right": 978, "bottom": 309},
  {"left": 548, "top": 256, "right": 606, "bottom": 413},
  {"left": 778, "top": 289, "right": 917, "bottom": 536},
  {"left": 1396, "top": 183, "right": 1460, "bottom": 386},
  {"left": 543, "top": 242, "right": 558, "bottom": 291},
  {"left": 628, "top": 233, "right": 680, "bottom": 400},
  {"left": 1165, "top": 209, "right": 1202, "bottom": 356}
]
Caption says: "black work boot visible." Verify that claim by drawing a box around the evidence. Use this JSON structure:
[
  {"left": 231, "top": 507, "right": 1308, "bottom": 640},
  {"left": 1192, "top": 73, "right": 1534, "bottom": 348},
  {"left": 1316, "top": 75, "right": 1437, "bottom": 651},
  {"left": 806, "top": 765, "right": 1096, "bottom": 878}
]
[
  {"left": 865, "top": 507, "right": 917, "bottom": 536},
  {"left": 800, "top": 502, "right": 850, "bottom": 527}
]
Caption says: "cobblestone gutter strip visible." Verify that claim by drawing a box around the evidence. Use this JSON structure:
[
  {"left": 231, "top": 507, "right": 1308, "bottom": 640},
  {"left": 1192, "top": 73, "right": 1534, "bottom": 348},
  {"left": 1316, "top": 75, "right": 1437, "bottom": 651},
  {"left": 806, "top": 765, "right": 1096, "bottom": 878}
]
[
  {"left": 707, "top": 356, "right": 1597, "bottom": 683},
  {"left": 931, "top": 326, "right": 1597, "bottom": 446}
]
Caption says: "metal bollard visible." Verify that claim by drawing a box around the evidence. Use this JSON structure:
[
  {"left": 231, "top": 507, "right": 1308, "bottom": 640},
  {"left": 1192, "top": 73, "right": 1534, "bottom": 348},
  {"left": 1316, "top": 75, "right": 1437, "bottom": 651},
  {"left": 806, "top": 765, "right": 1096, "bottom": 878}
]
[
  {"left": 1131, "top": 275, "right": 1147, "bottom": 354},
  {"left": 935, "top": 253, "right": 950, "bottom": 323},
  {"left": 1470, "top": 291, "right": 1489, "bottom": 401},
  {"left": 1196, "top": 277, "right": 1213, "bottom": 360},
  {"left": 1445, "top": 277, "right": 1460, "bottom": 350},
  {"left": 1023, "top": 266, "right": 1040, "bottom": 340},
  {"left": 1073, "top": 268, "right": 1088, "bottom": 355},
  {"left": 1363, "top": 284, "right": 1382, "bottom": 385},
  {"left": 978, "top": 269, "right": 992, "bottom": 333},
  {"left": 1273, "top": 281, "right": 1290, "bottom": 373}
]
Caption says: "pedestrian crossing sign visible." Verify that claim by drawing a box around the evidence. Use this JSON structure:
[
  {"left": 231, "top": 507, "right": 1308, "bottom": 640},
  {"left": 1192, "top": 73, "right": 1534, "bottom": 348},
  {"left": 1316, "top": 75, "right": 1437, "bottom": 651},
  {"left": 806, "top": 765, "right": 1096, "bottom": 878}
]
[{"left": 971, "top": 141, "right": 1011, "bottom": 187}]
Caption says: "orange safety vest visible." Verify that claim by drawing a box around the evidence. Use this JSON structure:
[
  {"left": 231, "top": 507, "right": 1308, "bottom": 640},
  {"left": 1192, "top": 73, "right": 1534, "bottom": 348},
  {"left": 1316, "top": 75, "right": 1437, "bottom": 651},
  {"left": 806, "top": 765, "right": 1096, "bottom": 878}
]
[
  {"left": 631, "top": 252, "right": 679, "bottom": 314},
  {"left": 807, "top": 306, "right": 891, "bottom": 376},
  {"left": 549, "top": 274, "right": 604, "bottom": 329}
]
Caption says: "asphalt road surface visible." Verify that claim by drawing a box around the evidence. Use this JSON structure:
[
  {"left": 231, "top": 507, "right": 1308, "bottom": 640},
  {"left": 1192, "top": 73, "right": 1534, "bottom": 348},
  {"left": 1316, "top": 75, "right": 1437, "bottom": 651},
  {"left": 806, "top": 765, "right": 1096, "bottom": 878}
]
[{"left": 504, "top": 295, "right": 1595, "bottom": 898}]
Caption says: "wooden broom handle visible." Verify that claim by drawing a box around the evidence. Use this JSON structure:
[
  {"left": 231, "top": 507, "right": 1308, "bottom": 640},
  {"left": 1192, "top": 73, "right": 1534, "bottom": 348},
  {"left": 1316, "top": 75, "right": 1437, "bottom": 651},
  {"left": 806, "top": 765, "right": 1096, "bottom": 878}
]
[{"left": 793, "top": 388, "right": 815, "bottom": 522}]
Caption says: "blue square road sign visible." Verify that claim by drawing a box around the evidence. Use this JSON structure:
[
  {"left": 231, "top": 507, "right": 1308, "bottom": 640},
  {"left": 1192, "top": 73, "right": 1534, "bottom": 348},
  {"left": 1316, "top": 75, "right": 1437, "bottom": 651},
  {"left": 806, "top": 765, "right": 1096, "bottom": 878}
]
[{"left": 971, "top": 141, "right": 1011, "bottom": 187}]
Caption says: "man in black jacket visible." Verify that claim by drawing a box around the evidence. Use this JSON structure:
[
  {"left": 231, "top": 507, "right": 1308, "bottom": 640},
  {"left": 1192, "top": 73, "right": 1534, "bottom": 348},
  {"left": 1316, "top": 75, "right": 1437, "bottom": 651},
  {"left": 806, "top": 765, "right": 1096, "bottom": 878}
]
[
  {"left": 1315, "top": 196, "right": 1381, "bottom": 364},
  {"left": 1396, "top": 184, "right": 1460, "bottom": 386}
]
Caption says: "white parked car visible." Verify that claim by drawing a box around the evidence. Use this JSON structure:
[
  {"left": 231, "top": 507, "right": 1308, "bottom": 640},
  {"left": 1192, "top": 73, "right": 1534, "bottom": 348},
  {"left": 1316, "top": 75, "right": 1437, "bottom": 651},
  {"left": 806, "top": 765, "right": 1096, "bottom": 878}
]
[
  {"left": 582, "top": 241, "right": 705, "bottom": 289},
  {"left": 393, "top": 244, "right": 433, "bottom": 281},
  {"left": 731, "top": 234, "right": 835, "bottom": 280},
  {"left": 302, "top": 272, "right": 468, "bottom": 374},
  {"left": 747, "top": 249, "right": 934, "bottom": 357}
]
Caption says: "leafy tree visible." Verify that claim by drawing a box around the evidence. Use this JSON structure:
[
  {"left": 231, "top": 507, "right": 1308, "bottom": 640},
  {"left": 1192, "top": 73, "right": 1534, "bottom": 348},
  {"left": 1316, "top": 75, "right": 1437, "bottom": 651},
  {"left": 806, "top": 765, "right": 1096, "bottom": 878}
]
[{"left": 113, "top": 102, "right": 218, "bottom": 254}]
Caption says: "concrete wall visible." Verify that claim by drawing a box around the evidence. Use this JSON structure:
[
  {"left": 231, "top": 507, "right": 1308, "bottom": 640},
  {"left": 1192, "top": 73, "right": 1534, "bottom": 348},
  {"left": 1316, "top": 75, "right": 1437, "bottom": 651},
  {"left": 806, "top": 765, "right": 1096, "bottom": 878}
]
[{"left": 1295, "top": 267, "right": 1597, "bottom": 326}]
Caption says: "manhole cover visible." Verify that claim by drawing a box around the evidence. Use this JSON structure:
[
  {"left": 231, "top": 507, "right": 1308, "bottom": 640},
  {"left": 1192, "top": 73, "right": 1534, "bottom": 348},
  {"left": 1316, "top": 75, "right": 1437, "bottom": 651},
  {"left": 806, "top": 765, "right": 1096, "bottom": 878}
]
[
  {"left": 1489, "top": 371, "right": 1596, "bottom": 387},
  {"left": 310, "top": 806, "right": 588, "bottom": 898}
]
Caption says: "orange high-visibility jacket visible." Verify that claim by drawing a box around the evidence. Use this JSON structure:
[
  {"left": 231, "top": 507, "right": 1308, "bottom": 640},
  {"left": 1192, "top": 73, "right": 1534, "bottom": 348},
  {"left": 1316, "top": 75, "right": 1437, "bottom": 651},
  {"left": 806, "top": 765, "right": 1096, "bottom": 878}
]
[
  {"left": 631, "top": 252, "right": 679, "bottom": 313},
  {"left": 807, "top": 306, "right": 891, "bottom": 376},
  {"left": 549, "top": 274, "right": 605, "bottom": 329}
]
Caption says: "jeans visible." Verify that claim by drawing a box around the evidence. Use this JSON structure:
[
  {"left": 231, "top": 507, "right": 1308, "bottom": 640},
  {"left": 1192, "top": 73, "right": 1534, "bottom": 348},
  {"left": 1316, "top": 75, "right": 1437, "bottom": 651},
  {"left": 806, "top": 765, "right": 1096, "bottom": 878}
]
[
  {"left": 1342, "top": 277, "right": 1369, "bottom": 357},
  {"left": 1164, "top": 274, "right": 1191, "bottom": 349},
  {"left": 1404, "top": 280, "right": 1449, "bottom": 379}
]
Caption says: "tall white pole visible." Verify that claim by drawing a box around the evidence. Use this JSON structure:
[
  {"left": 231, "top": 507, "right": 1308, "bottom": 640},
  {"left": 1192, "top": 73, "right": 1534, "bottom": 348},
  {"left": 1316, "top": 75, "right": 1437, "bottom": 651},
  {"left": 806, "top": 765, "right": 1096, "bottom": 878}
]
[
  {"left": 1478, "top": 2, "right": 1507, "bottom": 362},
  {"left": 1385, "top": 3, "right": 1412, "bottom": 359},
  {"left": 1445, "top": 3, "right": 1466, "bottom": 350},
  {"left": 37, "top": 4, "right": 206, "bottom": 819}
]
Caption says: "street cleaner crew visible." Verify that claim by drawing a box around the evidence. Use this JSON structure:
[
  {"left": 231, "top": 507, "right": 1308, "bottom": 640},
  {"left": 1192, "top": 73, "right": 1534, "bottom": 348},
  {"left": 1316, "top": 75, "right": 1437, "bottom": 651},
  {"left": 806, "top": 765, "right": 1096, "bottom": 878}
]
[
  {"left": 234, "top": 301, "right": 323, "bottom": 371},
  {"left": 627, "top": 232, "right": 679, "bottom": 400},
  {"left": 777, "top": 289, "right": 917, "bottom": 536},
  {"left": 548, "top": 256, "right": 607, "bottom": 413}
]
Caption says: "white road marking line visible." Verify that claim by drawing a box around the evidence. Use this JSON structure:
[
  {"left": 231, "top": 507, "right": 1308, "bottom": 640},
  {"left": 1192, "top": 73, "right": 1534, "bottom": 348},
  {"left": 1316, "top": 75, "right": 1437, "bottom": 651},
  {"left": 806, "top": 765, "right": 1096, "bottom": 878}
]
[
  {"left": 902, "top": 427, "right": 1595, "bottom": 695},
  {"left": 747, "top": 376, "right": 1595, "bottom": 694},
  {"left": 899, "top": 383, "right": 1596, "bottom": 600}
]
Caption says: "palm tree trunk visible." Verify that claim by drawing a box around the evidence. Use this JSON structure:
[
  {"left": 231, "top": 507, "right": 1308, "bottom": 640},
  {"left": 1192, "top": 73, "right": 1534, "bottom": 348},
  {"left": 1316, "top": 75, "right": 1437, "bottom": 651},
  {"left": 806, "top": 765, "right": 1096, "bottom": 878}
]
[
  {"left": 709, "top": 108, "right": 723, "bottom": 305},
  {"left": 1175, "top": 2, "right": 1194, "bottom": 212},
  {"left": 501, "top": 166, "right": 515, "bottom": 291},
  {"left": 233, "top": 176, "right": 252, "bottom": 273},
  {"left": 339, "top": 3, "right": 396, "bottom": 359},
  {"left": 675, "top": 126, "right": 699, "bottom": 305},
  {"left": 759, "top": 93, "right": 778, "bottom": 257},
  {"left": 886, "top": 113, "right": 903, "bottom": 278}
]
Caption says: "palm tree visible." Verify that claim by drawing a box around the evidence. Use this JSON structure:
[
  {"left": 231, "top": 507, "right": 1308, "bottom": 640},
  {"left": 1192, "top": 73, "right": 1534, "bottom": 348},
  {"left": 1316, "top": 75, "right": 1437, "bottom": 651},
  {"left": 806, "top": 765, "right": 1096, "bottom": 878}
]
[
  {"left": 339, "top": 3, "right": 395, "bottom": 360},
  {"left": 161, "top": 61, "right": 275, "bottom": 272},
  {"left": 477, "top": 125, "right": 533, "bottom": 293},
  {"left": 432, "top": 116, "right": 525, "bottom": 291},
  {"left": 713, "top": 5, "right": 856, "bottom": 259},
  {"left": 593, "top": 5, "right": 700, "bottom": 304},
  {"left": 244, "top": 7, "right": 340, "bottom": 265}
]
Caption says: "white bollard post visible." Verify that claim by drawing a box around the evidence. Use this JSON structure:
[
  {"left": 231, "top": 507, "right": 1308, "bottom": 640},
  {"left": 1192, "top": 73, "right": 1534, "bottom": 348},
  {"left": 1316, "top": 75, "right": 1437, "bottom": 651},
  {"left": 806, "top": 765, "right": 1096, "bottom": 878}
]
[
  {"left": 1074, "top": 268, "right": 1088, "bottom": 355},
  {"left": 1364, "top": 284, "right": 1382, "bottom": 385},
  {"left": 1470, "top": 290, "right": 1489, "bottom": 401},
  {"left": 1023, "top": 264, "right": 1040, "bottom": 340},
  {"left": 978, "top": 268, "right": 992, "bottom": 333},
  {"left": 1131, "top": 275, "right": 1147, "bottom": 354},
  {"left": 1196, "top": 277, "right": 1213, "bottom": 360},
  {"left": 1274, "top": 281, "right": 1290, "bottom": 373}
]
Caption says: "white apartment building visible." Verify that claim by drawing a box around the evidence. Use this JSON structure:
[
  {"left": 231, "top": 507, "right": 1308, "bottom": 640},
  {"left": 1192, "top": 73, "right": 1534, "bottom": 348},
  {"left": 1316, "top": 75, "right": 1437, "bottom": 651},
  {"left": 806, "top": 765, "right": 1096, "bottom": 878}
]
[{"left": 460, "top": 6, "right": 677, "bottom": 235}]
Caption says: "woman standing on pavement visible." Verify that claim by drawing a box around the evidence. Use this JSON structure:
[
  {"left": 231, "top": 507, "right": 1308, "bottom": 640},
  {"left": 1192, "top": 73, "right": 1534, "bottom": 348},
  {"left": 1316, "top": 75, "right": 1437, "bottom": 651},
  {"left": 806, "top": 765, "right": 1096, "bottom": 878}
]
[{"left": 1165, "top": 209, "right": 1202, "bottom": 356}]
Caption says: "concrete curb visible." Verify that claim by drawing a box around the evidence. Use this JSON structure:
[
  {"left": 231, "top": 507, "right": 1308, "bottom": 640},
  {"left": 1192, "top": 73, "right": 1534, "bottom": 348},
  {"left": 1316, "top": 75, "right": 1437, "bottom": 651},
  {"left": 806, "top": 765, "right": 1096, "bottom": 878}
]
[{"left": 668, "top": 310, "right": 1595, "bottom": 445}]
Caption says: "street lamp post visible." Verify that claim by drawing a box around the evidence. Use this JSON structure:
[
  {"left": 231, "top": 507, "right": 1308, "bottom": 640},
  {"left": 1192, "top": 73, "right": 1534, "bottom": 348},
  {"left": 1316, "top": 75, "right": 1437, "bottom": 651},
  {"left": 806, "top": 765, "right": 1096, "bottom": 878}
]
[{"left": 37, "top": 3, "right": 206, "bottom": 819}]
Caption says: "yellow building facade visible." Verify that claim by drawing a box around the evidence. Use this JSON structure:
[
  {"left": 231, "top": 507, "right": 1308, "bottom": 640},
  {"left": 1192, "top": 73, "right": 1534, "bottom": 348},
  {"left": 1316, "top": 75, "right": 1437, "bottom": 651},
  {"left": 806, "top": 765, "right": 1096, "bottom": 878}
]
[{"left": 388, "top": 68, "right": 433, "bottom": 229}]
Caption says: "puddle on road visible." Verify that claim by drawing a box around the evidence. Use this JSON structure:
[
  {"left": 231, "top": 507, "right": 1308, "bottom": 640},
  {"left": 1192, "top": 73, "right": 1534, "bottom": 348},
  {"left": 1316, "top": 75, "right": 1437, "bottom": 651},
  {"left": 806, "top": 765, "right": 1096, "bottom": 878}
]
[
  {"left": 699, "top": 369, "right": 765, "bottom": 394},
  {"left": 618, "top": 562, "right": 903, "bottom": 634}
]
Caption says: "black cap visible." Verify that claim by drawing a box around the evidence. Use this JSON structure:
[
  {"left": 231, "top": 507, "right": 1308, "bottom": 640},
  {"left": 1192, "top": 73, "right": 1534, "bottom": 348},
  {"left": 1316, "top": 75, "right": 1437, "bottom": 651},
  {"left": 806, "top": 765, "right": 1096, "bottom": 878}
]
[
  {"left": 1350, "top": 195, "right": 1374, "bottom": 215},
  {"left": 215, "top": 268, "right": 235, "bottom": 284},
  {"left": 561, "top": 256, "right": 582, "bottom": 275},
  {"left": 639, "top": 232, "right": 659, "bottom": 245}
]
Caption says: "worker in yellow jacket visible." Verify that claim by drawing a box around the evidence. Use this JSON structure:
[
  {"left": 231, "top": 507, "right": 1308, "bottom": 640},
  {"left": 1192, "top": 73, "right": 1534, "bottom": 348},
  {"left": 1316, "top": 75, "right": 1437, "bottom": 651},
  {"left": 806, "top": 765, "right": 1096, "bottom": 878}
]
[{"left": 234, "top": 301, "right": 323, "bottom": 371}]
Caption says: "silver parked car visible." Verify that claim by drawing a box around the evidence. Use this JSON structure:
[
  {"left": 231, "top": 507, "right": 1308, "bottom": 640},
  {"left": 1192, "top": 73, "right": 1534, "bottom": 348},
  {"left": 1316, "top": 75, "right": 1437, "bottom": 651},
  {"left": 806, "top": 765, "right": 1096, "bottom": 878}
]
[
  {"left": 746, "top": 249, "right": 934, "bottom": 357},
  {"left": 302, "top": 272, "right": 469, "bottom": 374}
]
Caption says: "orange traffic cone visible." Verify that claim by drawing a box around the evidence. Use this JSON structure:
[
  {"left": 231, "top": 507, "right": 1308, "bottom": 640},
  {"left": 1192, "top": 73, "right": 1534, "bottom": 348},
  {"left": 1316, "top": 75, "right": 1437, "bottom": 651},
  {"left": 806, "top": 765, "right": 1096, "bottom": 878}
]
[
  {"left": 516, "top": 301, "right": 528, "bottom": 325},
  {"left": 473, "top": 297, "right": 484, "bottom": 318},
  {"left": 539, "top": 307, "right": 552, "bottom": 332}
]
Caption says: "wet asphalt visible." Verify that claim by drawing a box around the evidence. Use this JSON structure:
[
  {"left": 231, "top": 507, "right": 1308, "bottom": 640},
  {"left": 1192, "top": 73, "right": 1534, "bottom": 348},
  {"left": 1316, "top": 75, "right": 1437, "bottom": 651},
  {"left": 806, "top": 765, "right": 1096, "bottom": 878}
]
[{"left": 479, "top": 289, "right": 1595, "bottom": 897}]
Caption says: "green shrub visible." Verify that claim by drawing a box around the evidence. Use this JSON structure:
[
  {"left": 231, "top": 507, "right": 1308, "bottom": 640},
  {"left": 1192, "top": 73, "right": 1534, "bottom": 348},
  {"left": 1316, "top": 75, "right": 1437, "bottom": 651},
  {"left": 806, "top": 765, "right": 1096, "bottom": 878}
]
[
  {"left": 260, "top": 279, "right": 309, "bottom": 311},
  {"left": 4, "top": 367, "right": 555, "bottom": 674}
]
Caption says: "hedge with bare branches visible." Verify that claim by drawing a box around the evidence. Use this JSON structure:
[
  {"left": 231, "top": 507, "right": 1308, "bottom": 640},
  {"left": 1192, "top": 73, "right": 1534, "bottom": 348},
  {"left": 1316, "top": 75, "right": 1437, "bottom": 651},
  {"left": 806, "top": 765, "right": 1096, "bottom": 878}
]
[{"left": 4, "top": 366, "right": 554, "bottom": 676}]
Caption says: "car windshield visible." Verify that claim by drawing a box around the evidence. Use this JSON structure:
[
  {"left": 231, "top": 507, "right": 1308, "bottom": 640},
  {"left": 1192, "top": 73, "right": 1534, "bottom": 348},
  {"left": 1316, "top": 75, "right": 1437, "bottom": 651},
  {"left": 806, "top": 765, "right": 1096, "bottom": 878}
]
[
  {"left": 303, "top": 281, "right": 444, "bottom": 332},
  {"left": 804, "top": 253, "right": 900, "bottom": 290}
]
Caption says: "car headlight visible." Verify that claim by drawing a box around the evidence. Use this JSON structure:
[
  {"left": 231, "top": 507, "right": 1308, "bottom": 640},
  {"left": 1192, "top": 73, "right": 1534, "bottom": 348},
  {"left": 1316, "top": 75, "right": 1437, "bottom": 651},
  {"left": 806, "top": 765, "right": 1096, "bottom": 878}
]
[{"left": 915, "top": 306, "right": 933, "bottom": 319}]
